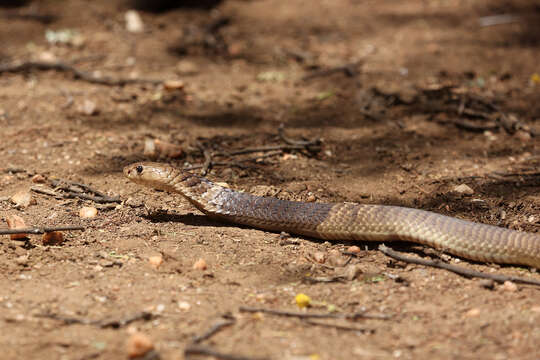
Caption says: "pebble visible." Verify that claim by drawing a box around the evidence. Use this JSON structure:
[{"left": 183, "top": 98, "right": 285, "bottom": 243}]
[
  {"left": 479, "top": 279, "right": 495, "bottom": 290},
  {"left": 453, "top": 184, "right": 474, "bottom": 195},
  {"left": 42, "top": 231, "right": 64, "bottom": 246},
  {"left": 79, "top": 99, "right": 98, "bottom": 116},
  {"left": 79, "top": 206, "right": 98, "bottom": 218},
  {"left": 31, "top": 174, "right": 46, "bottom": 183},
  {"left": 178, "top": 301, "right": 191, "bottom": 311},
  {"left": 6, "top": 214, "right": 28, "bottom": 240},
  {"left": 502, "top": 280, "right": 518, "bottom": 292},
  {"left": 126, "top": 332, "right": 154, "bottom": 358},
  {"left": 163, "top": 80, "right": 184, "bottom": 91},
  {"left": 148, "top": 255, "right": 163, "bottom": 269},
  {"left": 11, "top": 191, "right": 35, "bottom": 208},
  {"left": 346, "top": 245, "right": 361, "bottom": 254},
  {"left": 465, "top": 308, "right": 481, "bottom": 317},
  {"left": 344, "top": 264, "right": 363, "bottom": 281},
  {"left": 515, "top": 130, "right": 531, "bottom": 142},
  {"left": 125, "top": 10, "right": 144, "bottom": 33},
  {"left": 193, "top": 258, "right": 208, "bottom": 270}
]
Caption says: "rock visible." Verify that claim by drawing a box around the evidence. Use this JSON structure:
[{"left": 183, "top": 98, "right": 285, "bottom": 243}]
[
  {"left": 465, "top": 308, "right": 480, "bottom": 317},
  {"left": 11, "top": 191, "right": 35, "bottom": 208},
  {"left": 79, "top": 207, "right": 98, "bottom": 218},
  {"left": 346, "top": 245, "right": 362, "bottom": 254},
  {"left": 6, "top": 214, "right": 28, "bottom": 240},
  {"left": 479, "top": 279, "right": 495, "bottom": 290},
  {"left": 126, "top": 332, "right": 154, "bottom": 358},
  {"left": 327, "top": 249, "right": 347, "bottom": 267},
  {"left": 148, "top": 255, "right": 163, "bottom": 269},
  {"left": 453, "top": 184, "right": 474, "bottom": 195},
  {"left": 163, "top": 80, "right": 184, "bottom": 91},
  {"left": 515, "top": 130, "right": 531, "bottom": 142},
  {"left": 31, "top": 174, "right": 46, "bottom": 184},
  {"left": 175, "top": 60, "right": 199, "bottom": 74},
  {"left": 177, "top": 301, "right": 191, "bottom": 311},
  {"left": 125, "top": 10, "right": 144, "bottom": 33},
  {"left": 78, "top": 99, "right": 98, "bottom": 116},
  {"left": 42, "top": 231, "right": 64, "bottom": 246},
  {"left": 502, "top": 280, "right": 518, "bottom": 292},
  {"left": 193, "top": 258, "right": 207, "bottom": 270}
]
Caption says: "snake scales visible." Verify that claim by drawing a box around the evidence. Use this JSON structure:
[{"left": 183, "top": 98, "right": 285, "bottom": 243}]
[{"left": 124, "top": 162, "right": 540, "bottom": 268}]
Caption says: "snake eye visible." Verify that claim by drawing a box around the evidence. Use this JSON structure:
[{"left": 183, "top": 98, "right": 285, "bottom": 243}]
[{"left": 136, "top": 165, "right": 143, "bottom": 174}]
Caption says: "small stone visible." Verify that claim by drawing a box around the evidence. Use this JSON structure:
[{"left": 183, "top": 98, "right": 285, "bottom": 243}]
[
  {"left": 193, "top": 258, "right": 207, "bottom": 270},
  {"left": 79, "top": 206, "right": 98, "bottom": 218},
  {"left": 502, "top": 280, "right": 518, "bottom": 292},
  {"left": 125, "top": 10, "right": 144, "bottom": 33},
  {"left": 11, "top": 191, "right": 35, "bottom": 208},
  {"left": 126, "top": 332, "right": 154, "bottom": 358},
  {"left": 178, "top": 301, "right": 191, "bottom": 311},
  {"left": 346, "top": 246, "right": 361, "bottom": 254},
  {"left": 530, "top": 306, "right": 540, "bottom": 313},
  {"left": 163, "top": 80, "right": 185, "bottom": 91},
  {"left": 148, "top": 255, "right": 163, "bottom": 269},
  {"left": 453, "top": 184, "right": 474, "bottom": 195},
  {"left": 483, "top": 130, "right": 497, "bottom": 141},
  {"left": 465, "top": 308, "right": 481, "bottom": 317},
  {"left": 6, "top": 214, "right": 28, "bottom": 240},
  {"left": 42, "top": 231, "right": 64, "bottom": 246},
  {"left": 479, "top": 279, "right": 495, "bottom": 290},
  {"left": 306, "top": 194, "right": 317, "bottom": 202},
  {"left": 312, "top": 251, "right": 326, "bottom": 264},
  {"left": 31, "top": 174, "right": 46, "bottom": 183},
  {"left": 79, "top": 99, "right": 98, "bottom": 115},
  {"left": 154, "top": 139, "right": 183, "bottom": 158},
  {"left": 515, "top": 130, "right": 531, "bottom": 142},
  {"left": 143, "top": 138, "right": 156, "bottom": 157}
]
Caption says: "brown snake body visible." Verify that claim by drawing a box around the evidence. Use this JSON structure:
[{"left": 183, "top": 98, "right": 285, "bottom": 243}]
[{"left": 124, "top": 162, "right": 540, "bottom": 268}]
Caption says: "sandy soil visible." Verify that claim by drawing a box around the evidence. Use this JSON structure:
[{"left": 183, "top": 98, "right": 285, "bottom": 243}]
[{"left": 0, "top": 0, "right": 539, "bottom": 359}]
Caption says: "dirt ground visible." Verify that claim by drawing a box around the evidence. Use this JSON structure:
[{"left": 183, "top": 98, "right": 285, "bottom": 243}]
[{"left": 1, "top": 0, "right": 539, "bottom": 359}]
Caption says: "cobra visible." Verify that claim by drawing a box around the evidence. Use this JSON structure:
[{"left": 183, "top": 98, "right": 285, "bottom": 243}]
[{"left": 124, "top": 162, "right": 540, "bottom": 269}]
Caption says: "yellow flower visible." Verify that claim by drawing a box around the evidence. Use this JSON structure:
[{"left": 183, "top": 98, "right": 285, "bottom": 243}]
[{"left": 295, "top": 293, "right": 311, "bottom": 308}]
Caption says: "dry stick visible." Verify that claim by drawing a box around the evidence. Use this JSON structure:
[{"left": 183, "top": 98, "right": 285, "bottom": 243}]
[
  {"left": 192, "top": 316, "right": 235, "bottom": 344},
  {"left": 215, "top": 144, "right": 315, "bottom": 157},
  {"left": 239, "top": 306, "right": 390, "bottom": 320},
  {"left": 378, "top": 244, "right": 540, "bottom": 286},
  {"left": 184, "top": 151, "right": 283, "bottom": 171},
  {"left": 36, "top": 311, "right": 154, "bottom": 328},
  {"left": 0, "top": 226, "right": 85, "bottom": 235},
  {"left": 302, "top": 60, "right": 363, "bottom": 81},
  {"left": 303, "top": 319, "right": 373, "bottom": 333},
  {"left": 0, "top": 61, "right": 162, "bottom": 86},
  {"left": 185, "top": 345, "right": 268, "bottom": 360},
  {"left": 50, "top": 179, "right": 121, "bottom": 203}
]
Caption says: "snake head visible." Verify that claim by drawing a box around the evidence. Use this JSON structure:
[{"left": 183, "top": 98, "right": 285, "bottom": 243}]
[{"left": 124, "top": 162, "right": 178, "bottom": 192}]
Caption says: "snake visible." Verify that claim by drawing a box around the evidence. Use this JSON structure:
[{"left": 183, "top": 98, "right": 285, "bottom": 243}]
[{"left": 124, "top": 162, "right": 540, "bottom": 268}]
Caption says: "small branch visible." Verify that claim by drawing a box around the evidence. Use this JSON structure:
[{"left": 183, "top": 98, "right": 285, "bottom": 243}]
[
  {"left": 303, "top": 319, "right": 373, "bottom": 333},
  {"left": 185, "top": 345, "right": 267, "bottom": 360},
  {"left": 378, "top": 244, "right": 540, "bottom": 286},
  {"left": 192, "top": 316, "right": 235, "bottom": 344},
  {"left": 239, "top": 306, "right": 390, "bottom": 320},
  {"left": 0, "top": 226, "right": 85, "bottom": 235},
  {"left": 216, "top": 144, "right": 318, "bottom": 157},
  {"left": 36, "top": 311, "right": 154, "bottom": 328},
  {"left": 302, "top": 60, "right": 363, "bottom": 81},
  {"left": 0, "top": 61, "right": 162, "bottom": 86}
]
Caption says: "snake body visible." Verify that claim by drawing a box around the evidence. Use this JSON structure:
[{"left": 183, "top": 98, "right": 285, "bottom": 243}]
[{"left": 124, "top": 162, "right": 540, "bottom": 268}]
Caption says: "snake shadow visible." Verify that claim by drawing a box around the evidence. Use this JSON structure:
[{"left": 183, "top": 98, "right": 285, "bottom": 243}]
[{"left": 142, "top": 211, "right": 445, "bottom": 257}]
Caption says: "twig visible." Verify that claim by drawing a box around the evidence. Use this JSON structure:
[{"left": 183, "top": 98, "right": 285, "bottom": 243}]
[
  {"left": 185, "top": 345, "right": 267, "bottom": 360},
  {"left": 0, "top": 61, "right": 162, "bottom": 86},
  {"left": 184, "top": 151, "right": 283, "bottom": 171},
  {"left": 36, "top": 311, "right": 154, "bottom": 328},
  {"left": 303, "top": 319, "right": 373, "bottom": 333},
  {"left": 192, "top": 315, "right": 235, "bottom": 344},
  {"left": 239, "top": 306, "right": 390, "bottom": 320},
  {"left": 0, "top": 226, "right": 85, "bottom": 235},
  {"left": 378, "top": 244, "right": 540, "bottom": 286},
  {"left": 31, "top": 186, "right": 61, "bottom": 197},
  {"left": 33, "top": 179, "right": 121, "bottom": 203},
  {"left": 302, "top": 60, "right": 363, "bottom": 81},
  {"left": 216, "top": 144, "right": 318, "bottom": 157}
]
